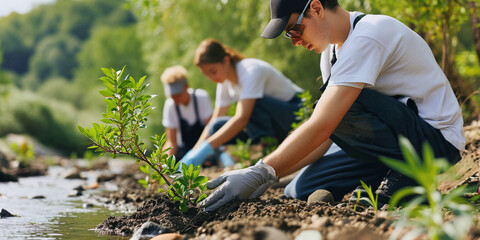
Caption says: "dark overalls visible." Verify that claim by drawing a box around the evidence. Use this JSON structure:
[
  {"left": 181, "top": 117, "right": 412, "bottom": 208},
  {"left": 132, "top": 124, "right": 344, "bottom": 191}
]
[{"left": 174, "top": 90, "right": 205, "bottom": 160}]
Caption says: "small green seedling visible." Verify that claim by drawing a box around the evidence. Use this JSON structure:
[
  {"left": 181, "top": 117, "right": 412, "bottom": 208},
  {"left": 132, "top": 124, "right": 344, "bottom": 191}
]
[
  {"left": 360, "top": 180, "right": 379, "bottom": 211},
  {"left": 172, "top": 163, "right": 208, "bottom": 212},
  {"left": 10, "top": 140, "right": 35, "bottom": 167},
  {"left": 381, "top": 136, "right": 474, "bottom": 240},
  {"left": 353, "top": 188, "right": 361, "bottom": 211},
  {"left": 78, "top": 67, "right": 208, "bottom": 212}
]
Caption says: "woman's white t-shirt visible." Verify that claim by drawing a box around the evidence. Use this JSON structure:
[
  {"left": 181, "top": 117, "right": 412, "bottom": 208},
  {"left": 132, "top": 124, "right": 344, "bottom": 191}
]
[
  {"left": 162, "top": 88, "right": 213, "bottom": 146},
  {"left": 215, "top": 58, "right": 303, "bottom": 107},
  {"left": 320, "top": 12, "right": 465, "bottom": 151}
]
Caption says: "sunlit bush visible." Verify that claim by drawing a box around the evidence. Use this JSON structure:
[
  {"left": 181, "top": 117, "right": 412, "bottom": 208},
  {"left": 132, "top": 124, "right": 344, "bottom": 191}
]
[{"left": 0, "top": 89, "right": 87, "bottom": 154}]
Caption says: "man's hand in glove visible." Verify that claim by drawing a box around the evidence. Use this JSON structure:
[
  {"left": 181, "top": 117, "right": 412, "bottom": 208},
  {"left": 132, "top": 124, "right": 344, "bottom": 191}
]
[{"left": 198, "top": 160, "right": 277, "bottom": 211}]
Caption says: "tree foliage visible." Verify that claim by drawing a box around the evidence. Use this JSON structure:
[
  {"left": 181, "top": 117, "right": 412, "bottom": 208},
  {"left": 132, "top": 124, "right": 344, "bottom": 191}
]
[
  {"left": 79, "top": 67, "right": 208, "bottom": 212},
  {"left": 0, "top": 0, "right": 136, "bottom": 78},
  {"left": 74, "top": 25, "right": 146, "bottom": 88},
  {"left": 30, "top": 34, "right": 81, "bottom": 84},
  {"left": 128, "top": 0, "right": 322, "bottom": 100}
]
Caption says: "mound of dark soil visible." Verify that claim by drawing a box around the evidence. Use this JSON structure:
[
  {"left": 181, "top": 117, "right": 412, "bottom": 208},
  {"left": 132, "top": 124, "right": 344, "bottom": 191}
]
[
  {"left": 95, "top": 187, "right": 391, "bottom": 239},
  {"left": 92, "top": 123, "right": 480, "bottom": 239}
]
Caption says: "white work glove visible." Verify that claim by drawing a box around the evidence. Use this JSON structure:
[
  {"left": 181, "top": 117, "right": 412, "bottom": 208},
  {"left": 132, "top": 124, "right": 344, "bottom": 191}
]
[{"left": 198, "top": 159, "right": 278, "bottom": 211}]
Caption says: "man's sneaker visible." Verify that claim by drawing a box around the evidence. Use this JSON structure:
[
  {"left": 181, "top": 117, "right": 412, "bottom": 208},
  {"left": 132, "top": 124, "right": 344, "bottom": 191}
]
[
  {"left": 375, "top": 170, "right": 417, "bottom": 207},
  {"left": 349, "top": 171, "right": 416, "bottom": 208},
  {"left": 348, "top": 185, "right": 372, "bottom": 206}
]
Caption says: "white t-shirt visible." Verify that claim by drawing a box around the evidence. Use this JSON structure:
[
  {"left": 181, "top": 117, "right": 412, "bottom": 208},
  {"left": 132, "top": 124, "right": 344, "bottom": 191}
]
[
  {"left": 320, "top": 12, "right": 466, "bottom": 151},
  {"left": 162, "top": 88, "right": 213, "bottom": 146},
  {"left": 215, "top": 58, "right": 303, "bottom": 107}
]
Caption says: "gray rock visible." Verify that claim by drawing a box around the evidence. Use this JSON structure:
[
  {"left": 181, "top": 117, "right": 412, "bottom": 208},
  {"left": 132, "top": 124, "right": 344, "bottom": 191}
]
[
  {"left": 68, "top": 189, "right": 83, "bottom": 197},
  {"left": 130, "top": 221, "right": 174, "bottom": 240},
  {"left": 30, "top": 195, "right": 46, "bottom": 199},
  {"left": 62, "top": 168, "right": 84, "bottom": 179},
  {"left": 307, "top": 189, "right": 334, "bottom": 204},
  {"left": 0, "top": 169, "right": 18, "bottom": 182},
  {"left": 1, "top": 208, "right": 14, "bottom": 218},
  {"left": 0, "top": 151, "right": 11, "bottom": 168},
  {"left": 295, "top": 230, "right": 322, "bottom": 240},
  {"left": 82, "top": 203, "right": 94, "bottom": 208}
]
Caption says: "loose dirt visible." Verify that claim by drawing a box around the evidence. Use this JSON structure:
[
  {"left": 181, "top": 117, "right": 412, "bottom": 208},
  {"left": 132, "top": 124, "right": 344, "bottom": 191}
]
[{"left": 91, "top": 123, "right": 480, "bottom": 239}]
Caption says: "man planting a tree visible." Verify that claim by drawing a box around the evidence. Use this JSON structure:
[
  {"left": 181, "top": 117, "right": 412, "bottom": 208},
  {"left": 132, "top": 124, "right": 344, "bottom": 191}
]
[{"left": 199, "top": 0, "right": 465, "bottom": 211}]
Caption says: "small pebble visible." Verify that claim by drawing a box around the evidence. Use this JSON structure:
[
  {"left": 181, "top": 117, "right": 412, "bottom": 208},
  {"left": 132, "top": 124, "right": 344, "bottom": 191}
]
[
  {"left": 30, "top": 195, "right": 46, "bottom": 199},
  {"left": 295, "top": 230, "right": 322, "bottom": 240},
  {"left": 82, "top": 203, "right": 94, "bottom": 208},
  {"left": 130, "top": 221, "right": 174, "bottom": 240},
  {"left": 150, "top": 233, "right": 183, "bottom": 240},
  {"left": 253, "top": 226, "right": 289, "bottom": 240},
  {"left": 307, "top": 189, "right": 334, "bottom": 205}
]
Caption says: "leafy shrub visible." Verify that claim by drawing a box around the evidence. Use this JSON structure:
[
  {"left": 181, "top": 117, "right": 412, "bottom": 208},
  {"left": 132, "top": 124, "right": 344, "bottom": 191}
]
[
  {"left": 0, "top": 89, "right": 86, "bottom": 154},
  {"left": 78, "top": 67, "right": 208, "bottom": 212},
  {"left": 10, "top": 139, "right": 35, "bottom": 166}
]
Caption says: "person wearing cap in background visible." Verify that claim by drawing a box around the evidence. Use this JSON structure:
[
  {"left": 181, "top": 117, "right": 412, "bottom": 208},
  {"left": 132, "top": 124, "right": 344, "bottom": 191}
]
[
  {"left": 161, "top": 65, "right": 215, "bottom": 161},
  {"left": 198, "top": 0, "right": 465, "bottom": 211},
  {"left": 177, "top": 38, "right": 304, "bottom": 168}
]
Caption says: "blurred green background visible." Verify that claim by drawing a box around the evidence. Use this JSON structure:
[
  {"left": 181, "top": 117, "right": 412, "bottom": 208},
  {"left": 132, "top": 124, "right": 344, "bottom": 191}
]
[{"left": 0, "top": 0, "right": 479, "bottom": 156}]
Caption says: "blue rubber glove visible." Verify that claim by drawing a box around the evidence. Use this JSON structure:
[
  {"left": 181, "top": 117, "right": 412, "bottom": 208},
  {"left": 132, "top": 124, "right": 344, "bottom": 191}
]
[
  {"left": 178, "top": 141, "right": 215, "bottom": 169},
  {"left": 219, "top": 151, "right": 235, "bottom": 167},
  {"left": 198, "top": 159, "right": 277, "bottom": 211}
]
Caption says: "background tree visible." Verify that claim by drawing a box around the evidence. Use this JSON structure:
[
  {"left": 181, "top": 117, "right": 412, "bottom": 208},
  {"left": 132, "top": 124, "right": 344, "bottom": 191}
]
[
  {"left": 28, "top": 34, "right": 81, "bottom": 88},
  {"left": 73, "top": 25, "right": 146, "bottom": 113}
]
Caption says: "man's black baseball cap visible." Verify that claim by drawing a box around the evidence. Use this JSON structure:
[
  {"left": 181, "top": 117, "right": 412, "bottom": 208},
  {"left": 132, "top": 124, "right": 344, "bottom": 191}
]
[{"left": 261, "top": 0, "right": 320, "bottom": 39}]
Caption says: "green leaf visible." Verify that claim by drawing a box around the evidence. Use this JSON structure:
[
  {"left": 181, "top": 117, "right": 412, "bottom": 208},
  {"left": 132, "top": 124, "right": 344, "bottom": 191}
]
[
  {"left": 196, "top": 193, "right": 208, "bottom": 203},
  {"left": 380, "top": 156, "right": 413, "bottom": 179},
  {"left": 167, "top": 189, "right": 175, "bottom": 198},
  {"left": 193, "top": 176, "right": 208, "bottom": 185},
  {"left": 139, "top": 164, "right": 150, "bottom": 174},
  {"left": 158, "top": 189, "right": 167, "bottom": 193},
  {"left": 192, "top": 166, "right": 201, "bottom": 179},
  {"left": 167, "top": 155, "right": 175, "bottom": 170},
  {"left": 101, "top": 118, "right": 114, "bottom": 124},
  {"left": 179, "top": 202, "right": 188, "bottom": 213},
  {"left": 398, "top": 135, "right": 421, "bottom": 168},
  {"left": 181, "top": 163, "right": 189, "bottom": 176},
  {"left": 187, "top": 164, "right": 194, "bottom": 179},
  {"left": 388, "top": 186, "right": 426, "bottom": 210},
  {"left": 119, "top": 79, "right": 134, "bottom": 89},
  {"left": 137, "top": 76, "right": 147, "bottom": 88},
  {"left": 178, "top": 178, "right": 189, "bottom": 187},
  {"left": 99, "top": 89, "right": 114, "bottom": 97},
  {"left": 101, "top": 68, "right": 115, "bottom": 79},
  {"left": 77, "top": 125, "right": 86, "bottom": 135}
]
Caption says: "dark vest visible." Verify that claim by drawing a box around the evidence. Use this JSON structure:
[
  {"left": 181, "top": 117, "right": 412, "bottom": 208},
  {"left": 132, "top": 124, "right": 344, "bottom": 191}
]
[{"left": 175, "top": 90, "right": 205, "bottom": 149}]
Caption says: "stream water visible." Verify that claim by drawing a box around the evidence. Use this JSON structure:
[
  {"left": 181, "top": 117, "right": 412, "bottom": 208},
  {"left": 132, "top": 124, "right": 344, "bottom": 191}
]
[{"left": 0, "top": 165, "right": 129, "bottom": 240}]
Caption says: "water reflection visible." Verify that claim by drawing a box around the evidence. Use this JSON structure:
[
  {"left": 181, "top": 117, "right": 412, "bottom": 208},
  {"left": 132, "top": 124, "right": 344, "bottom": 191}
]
[{"left": 0, "top": 166, "right": 127, "bottom": 240}]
